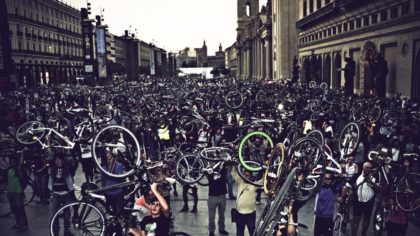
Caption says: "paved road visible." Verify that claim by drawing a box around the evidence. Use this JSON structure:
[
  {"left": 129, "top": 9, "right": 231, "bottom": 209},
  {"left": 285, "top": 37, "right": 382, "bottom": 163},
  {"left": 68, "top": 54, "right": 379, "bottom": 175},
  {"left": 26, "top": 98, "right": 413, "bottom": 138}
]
[{"left": 1, "top": 168, "right": 419, "bottom": 236}]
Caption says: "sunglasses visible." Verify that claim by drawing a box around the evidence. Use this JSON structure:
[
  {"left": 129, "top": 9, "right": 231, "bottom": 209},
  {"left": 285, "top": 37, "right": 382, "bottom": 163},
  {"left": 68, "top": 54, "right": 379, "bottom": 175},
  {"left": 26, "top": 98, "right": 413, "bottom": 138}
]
[{"left": 150, "top": 201, "right": 161, "bottom": 206}]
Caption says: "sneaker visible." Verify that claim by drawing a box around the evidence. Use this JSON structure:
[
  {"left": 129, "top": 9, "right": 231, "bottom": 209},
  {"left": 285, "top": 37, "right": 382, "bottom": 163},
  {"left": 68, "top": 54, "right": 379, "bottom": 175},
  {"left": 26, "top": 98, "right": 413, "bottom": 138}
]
[{"left": 219, "top": 229, "right": 229, "bottom": 235}]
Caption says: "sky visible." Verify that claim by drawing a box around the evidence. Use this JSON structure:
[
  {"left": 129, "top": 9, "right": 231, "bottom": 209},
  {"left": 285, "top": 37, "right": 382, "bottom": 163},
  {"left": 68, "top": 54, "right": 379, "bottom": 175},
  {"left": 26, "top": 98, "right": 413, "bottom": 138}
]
[{"left": 68, "top": 0, "right": 265, "bottom": 55}]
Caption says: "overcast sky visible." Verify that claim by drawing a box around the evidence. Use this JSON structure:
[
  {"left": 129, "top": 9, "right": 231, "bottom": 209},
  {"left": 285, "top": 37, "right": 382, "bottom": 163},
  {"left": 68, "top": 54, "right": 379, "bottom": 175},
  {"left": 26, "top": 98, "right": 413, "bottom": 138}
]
[{"left": 68, "top": 0, "right": 265, "bottom": 55}]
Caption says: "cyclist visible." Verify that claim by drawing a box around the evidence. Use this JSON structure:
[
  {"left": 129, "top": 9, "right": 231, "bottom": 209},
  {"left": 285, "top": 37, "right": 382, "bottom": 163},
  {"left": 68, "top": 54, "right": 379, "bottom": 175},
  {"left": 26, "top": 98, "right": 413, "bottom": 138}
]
[
  {"left": 129, "top": 183, "right": 171, "bottom": 236},
  {"left": 314, "top": 172, "right": 338, "bottom": 236},
  {"left": 102, "top": 149, "right": 124, "bottom": 214}
]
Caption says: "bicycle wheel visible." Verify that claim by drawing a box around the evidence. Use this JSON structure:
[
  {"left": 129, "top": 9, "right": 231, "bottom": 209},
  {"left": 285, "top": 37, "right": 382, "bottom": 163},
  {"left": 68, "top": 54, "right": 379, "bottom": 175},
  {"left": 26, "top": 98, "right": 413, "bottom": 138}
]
[
  {"left": 15, "top": 121, "right": 45, "bottom": 145},
  {"left": 333, "top": 214, "right": 342, "bottom": 236},
  {"left": 307, "top": 129, "right": 325, "bottom": 147},
  {"left": 73, "top": 113, "right": 95, "bottom": 143},
  {"left": 0, "top": 190, "right": 11, "bottom": 218},
  {"left": 395, "top": 173, "right": 420, "bottom": 212},
  {"left": 200, "top": 147, "right": 232, "bottom": 162},
  {"left": 369, "top": 105, "right": 382, "bottom": 123},
  {"left": 175, "top": 154, "right": 204, "bottom": 185},
  {"left": 236, "top": 161, "right": 263, "bottom": 187},
  {"left": 263, "top": 143, "right": 286, "bottom": 195},
  {"left": 238, "top": 131, "right": 274, "bottom": 172},
  {"left": 288, "top": 137, "right": 326, "bottom": 201},
  {"left": 23, "top": 181, "right": 35, "bottom": 205},
  {"left": 225, "top": 91, "right": 243, "bottom": 109},
  {"left": 92, "top": 125, "right": 141, "bottom": 178},
  {"left": 49, "top": 201, "right": 106, "bottom": 236},
  {"left": 338, "top": 122, "right": 360, "bottom": 157}
]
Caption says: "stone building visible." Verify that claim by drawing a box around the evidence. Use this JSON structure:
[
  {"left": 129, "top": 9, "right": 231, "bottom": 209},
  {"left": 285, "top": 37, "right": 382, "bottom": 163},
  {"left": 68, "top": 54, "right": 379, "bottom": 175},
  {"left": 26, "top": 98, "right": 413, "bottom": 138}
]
[
  {"left": 297, "top": 0, "right": 420, "bottom": 98},
  {"left": 208, "top": 44, "right": 226, "bottom": 69},
  {"left": 3, "top": 0, "right": 83, "bottom": 87},
  {"left": 272, "top": 0, "right": 299, "bottom": 80},
  {"left": 236, "top": 0, "right": 272, "bottom": 80},
  {"left": 225, "top": 42, "right": 238, "bottom": 76}
]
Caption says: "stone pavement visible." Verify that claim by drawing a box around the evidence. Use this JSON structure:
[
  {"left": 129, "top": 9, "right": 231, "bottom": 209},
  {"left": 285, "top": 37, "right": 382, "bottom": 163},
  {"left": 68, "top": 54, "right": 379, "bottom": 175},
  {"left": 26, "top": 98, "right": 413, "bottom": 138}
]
[{"left": 1, "top": 168, "right": 419, "bottom": 236}]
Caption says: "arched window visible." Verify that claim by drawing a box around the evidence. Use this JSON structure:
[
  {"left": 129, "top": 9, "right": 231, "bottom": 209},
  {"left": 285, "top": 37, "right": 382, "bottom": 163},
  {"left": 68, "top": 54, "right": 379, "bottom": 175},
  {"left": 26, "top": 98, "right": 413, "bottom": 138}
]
[{"left": 246, "top": 2, "right": 251, "bottom": 17}]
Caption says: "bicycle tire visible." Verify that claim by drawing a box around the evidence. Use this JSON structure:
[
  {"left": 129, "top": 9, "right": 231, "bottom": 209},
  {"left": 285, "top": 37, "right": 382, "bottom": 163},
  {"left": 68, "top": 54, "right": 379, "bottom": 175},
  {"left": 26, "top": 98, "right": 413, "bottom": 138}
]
[
  {"left": 236, "top": 161, "right": 264, "bottom": 187},
  {"left": 238, "top": 131, "right": 274, "bottom": 172},
  {"left": 288, "top": 137, "right": 326, "bottom": 202},
  {"left": 49, "top": 201, "right": 106, "bottom": 236},
  {"left": 175, "top": 154, "right": 204, "bottom": 185},
  {"left": 15, "top": 121, "right": 46, "bottom": 145},
  {"left": 333, "top": 214, "right": 342, "bottom": 236},
  {"left": 225, "top": 91, "right": 244, "bottom": 109},
  {"left": 263, "top": 143, "right": 286, "bottom": 195},
  {"left": 254, "top": 167, "right": 299, "bottom": 236},
  {"left": 73, "top": 113, "right": 95, "bottom": 143},
  {"left": 395, "top": 173, "right": 420, "bottom": 212},
  {"left": 92, "top": 125, "right": 141, "bottom": 178},
  {"left": 338, "top": 122, "right": 360, "bottom": 157},
  {"left": 373, "top": 207, "right": 385, "bottom": 236},
  {"left": 307, "top": 129, "right": 325, "bottom": 148},
  {"left": 23, "top": 181, "right": 35, "bottom": 205}
]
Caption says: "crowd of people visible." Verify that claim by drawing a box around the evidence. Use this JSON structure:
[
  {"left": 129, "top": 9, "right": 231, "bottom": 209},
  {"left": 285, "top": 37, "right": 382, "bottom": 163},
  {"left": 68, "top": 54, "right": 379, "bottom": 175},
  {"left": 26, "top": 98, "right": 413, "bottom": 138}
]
[{"left": 0, "top": 76, "right": 419, "bottom": 236}]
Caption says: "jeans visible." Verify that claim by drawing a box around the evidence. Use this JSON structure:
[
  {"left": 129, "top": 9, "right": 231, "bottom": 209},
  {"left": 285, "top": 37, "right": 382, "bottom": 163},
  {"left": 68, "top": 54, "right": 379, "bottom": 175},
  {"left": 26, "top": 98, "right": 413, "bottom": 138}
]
[
  {"left": 226, "top": 171, "right": 235, "bottom": 197},
  {"left": 314, "top": 216, "right": 333, "bottom": 236},
  {"left": 236, "top": 211, "right": 256, "bottom": 236},
  {"left": 52, "top": 193, "right": 72, "bottom": 235},
  {"left": 7, "top": 192, "right": 28, "bottom": 227},
  {"left": 34, "top": 172, "right": 49, "bottom": 201},
  {"left": 208, "top": 195, "right": 226, "bottom": 232},
  {"left": 182, "top": 184, "right": 198, "bottom": 208}
]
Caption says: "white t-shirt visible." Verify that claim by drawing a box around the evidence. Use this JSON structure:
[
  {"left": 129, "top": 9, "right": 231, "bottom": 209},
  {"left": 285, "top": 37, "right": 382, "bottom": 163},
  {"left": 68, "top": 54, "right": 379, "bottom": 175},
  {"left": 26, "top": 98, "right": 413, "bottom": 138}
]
[{"left": 356, "top": 172, "right": 376, "bottom": 202}]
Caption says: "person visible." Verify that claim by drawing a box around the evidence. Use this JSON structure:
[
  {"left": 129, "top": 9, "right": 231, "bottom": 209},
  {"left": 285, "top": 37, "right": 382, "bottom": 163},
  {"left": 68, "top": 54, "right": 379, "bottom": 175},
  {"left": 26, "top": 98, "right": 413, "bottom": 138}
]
[
  {"left": 208, "top": 165, "right": 229, "bottom": 236},
  {"left": 231, "top": 165, "right": 257, "bottom": 236},
  {"left": 102, "top": 149, "right": 124, "bottom": 214},
  {"left": 6, "top": 151, "right": 28, "bottom": 231},
  {"left": 313, "top": 172, "right": 338, "bottom": 236},
  {"left": 180, "top": 183, "right": 198, "bottom": 213},
  {"left": 49, "top": 152, "right": 74, "bottom": 236},
  {"left": 129, "top": 183, "right": 171, "bottom": 236},
  {"left": 351, "top": 161, "right": 379, "bottom": 236},
  {"left": 373, "top": 53, "right": 388, "bottom": 98},
  {"left": 80, "top": 144, "right": 95, "bottom": 183},
  {"left": 32, "top": 146, "right": 50, "bottom": 203},
  {"left": 343, "top": 57, "right": 356, "bottom": 96}
]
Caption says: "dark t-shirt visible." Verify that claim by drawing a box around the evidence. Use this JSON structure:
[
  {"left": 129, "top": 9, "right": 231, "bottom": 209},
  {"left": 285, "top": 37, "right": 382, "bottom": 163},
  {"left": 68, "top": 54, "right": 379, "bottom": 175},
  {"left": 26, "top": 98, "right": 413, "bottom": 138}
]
[
  {"left": 208, "top": 167, "right": 227, "bottom": 196},
  {"left": 140, "top": 214, "right": 170, "bottom": 236}
]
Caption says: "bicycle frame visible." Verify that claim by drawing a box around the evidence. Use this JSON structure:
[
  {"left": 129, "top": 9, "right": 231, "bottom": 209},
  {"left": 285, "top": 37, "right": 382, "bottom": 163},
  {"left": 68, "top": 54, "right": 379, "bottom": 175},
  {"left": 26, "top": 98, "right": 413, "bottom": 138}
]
[{"left": 32, "top": 127, "right": 76, "bottom": 149}]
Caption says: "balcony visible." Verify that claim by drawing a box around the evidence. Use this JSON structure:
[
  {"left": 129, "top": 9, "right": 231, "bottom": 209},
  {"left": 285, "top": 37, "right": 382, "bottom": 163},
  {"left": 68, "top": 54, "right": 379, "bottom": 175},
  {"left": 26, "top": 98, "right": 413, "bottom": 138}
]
[{"left": 296, "top": 2, "right": 337, "bottom": 29}]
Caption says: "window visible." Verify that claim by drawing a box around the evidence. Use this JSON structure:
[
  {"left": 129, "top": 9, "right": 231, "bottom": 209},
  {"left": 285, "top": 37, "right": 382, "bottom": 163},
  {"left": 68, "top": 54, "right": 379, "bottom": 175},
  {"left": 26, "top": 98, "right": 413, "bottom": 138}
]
[
  {"left": 416, "top": 0, "right": 420, "bottom": 12},
  {"left": 303, "top": 0, "right": 307, "bottom": 17},
  {"left": 356, "top": 18, "right": 362, "bottom": 28},
  {"left": 39, "top": 44, "right": 41, "bottom": 52},
  {"left": 328, "top": 28, "right": 331, "bottom": 36},
  {"left": 310, "top": 0, "right": 314, "bottom": 13},
  {"left": 18, "top": 41, "right": 22, "bottom": 50},
  {"left": 33, "top": 43, "right": 36, "bottom": 51},
  {"left": 372, "top": 13, "right": 378, "bottom": 24},
  {"left": 17, "top": 24, "right": 20, "bottom": 31},
  {"left": 402, "top": 2, "right": 410, "bottom": 15},
  {"left": 26, "top": 42, "right": 29, "bottom": 50},
  {"left": 317, "top": 0, "right": 321, "bottom": 10},
  {"left": 380, "top": 9, "right": 388, "bottom": 21},
  {"left": 15, "top": 7, "right": 18, "bottom": 15},
  {"left": 332, "top": 27, "right": 337, "bottom": 35},
  {"left": 349, "top": 21, "right": 354, "bottom": 30},
  {"left": 337, "top": 24, "right": 342, "bottom": 33},
  {"left": 391, "top": 6, "right": 398, "bottom": 18},
  {"left": 323, "top": 30, "right": 327, "bottom": 37},
  {"left": 343, "top": 22, "right": 348, "bottom": 32},
  {"left": 364, "top": 15, "right": 370, "bottom": 26}
]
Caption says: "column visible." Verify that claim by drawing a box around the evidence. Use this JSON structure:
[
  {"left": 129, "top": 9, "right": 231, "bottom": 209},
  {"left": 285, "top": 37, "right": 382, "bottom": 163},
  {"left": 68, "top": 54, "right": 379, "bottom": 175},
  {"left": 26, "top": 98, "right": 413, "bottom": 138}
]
[
  {"left": 265, "top": 38, "right": 272, "bottom": 80},
  {"left": 262, "top": 40, "right": 266, "bottom": 80},
  {"left": 256, "top": 39, "right": 260, "bottom": 80}
]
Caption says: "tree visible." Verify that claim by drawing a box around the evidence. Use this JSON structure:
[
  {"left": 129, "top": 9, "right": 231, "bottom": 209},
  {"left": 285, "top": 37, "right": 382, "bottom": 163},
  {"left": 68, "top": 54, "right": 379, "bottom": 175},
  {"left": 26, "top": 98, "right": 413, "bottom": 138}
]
[{"left": 292, "top": 56, "right": 300, "bottom": 83}]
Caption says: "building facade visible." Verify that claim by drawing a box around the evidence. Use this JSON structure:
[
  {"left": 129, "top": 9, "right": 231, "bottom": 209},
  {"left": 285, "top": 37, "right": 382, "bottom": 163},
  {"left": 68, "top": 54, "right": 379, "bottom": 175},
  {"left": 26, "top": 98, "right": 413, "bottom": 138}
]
[
  {"left": 4, "top": 0, "right": 83, "bottom": 87},
  {"left": 272, "top": 0, "right": 299, "bottom": 80},
  {"left": 297, "top": 0, "right": 420, "bottom": 98},
  {"left": 225, "top": 42, "right": 238, "bottom": 76},
  {"left": 236, "top": 0, "right": 273, "bottom": 80}
]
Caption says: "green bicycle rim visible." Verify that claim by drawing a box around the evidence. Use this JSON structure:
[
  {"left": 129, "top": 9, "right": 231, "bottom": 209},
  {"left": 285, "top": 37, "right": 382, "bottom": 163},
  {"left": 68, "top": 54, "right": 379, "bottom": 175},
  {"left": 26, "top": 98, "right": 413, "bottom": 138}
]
[{"left": 238, "top": 131, "right": 274, "bottom": 172}]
